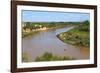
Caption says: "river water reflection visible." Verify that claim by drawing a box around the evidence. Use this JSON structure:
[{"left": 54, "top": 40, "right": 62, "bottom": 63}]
[{"left": 22, "top": 27, "right": 90, "bottom": 62}]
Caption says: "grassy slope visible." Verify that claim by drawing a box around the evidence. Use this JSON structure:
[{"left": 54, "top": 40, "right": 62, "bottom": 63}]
[{"left": 57, "top": 22, "right": 90, "bottom": 47}]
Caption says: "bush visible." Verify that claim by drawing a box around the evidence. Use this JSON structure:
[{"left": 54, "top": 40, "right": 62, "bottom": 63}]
[
  {"left": 22, "top": 52, "right": 29, "bottom": 62},
  {"left": 35, "top": 52, "right": 75, "bottom": 61}
]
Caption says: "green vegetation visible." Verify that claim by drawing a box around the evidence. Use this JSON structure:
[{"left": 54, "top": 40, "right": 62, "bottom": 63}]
[
  {"left": 22, "top": 22, "right": 71, "bottom": 30},
  {"left": 35, "top": 52, "right": 75, "bottom": 61},
  {"left": 57, "top": 21, "right": 90, "bottom": 47},
  {"left": 22, "top": 22, "right": 80, "bottom": 38},
  {"left": 22, "top": 22, "right": 72, "bottom": 38},
  {"left": 22, "top": 52, "right": 29, "bottom": 62},
  {"left": 22, "top": 31, "right": 34, "bottom": 38}
]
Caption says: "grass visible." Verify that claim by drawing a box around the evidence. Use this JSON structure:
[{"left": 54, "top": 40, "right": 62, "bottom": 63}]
[
  {"left": 57, "top": 21, "right": 90, "bottom": 47},
  {"left": 35, "top": 52, "right": 75, "bottom": 62}
]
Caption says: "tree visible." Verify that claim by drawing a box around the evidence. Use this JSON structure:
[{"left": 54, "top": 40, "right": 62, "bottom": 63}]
[
  {"left": 83, "top": 20, "right": 89, "bottom": 25},
  {"left": 26, "top": 22, "right": 31, "bottom": 28}
]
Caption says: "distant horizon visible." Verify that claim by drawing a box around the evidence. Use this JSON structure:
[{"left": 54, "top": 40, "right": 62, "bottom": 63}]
[
  {"left": 22, "top": 10, "right": 90, "bottom": 22},
  {"left": 22, "top": 21, "right": 89, "bottom": 23}
]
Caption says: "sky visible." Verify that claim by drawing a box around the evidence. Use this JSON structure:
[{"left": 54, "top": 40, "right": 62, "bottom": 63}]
[{"left": 22, "top": 10, "right": 90, "bottom": 22}]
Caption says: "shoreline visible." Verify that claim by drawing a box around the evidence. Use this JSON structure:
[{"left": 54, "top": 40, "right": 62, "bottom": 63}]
[
  {"left": 22, "top": 25, "right": 72, "bottom": 38},
  {"left": 57, "top": 34, "right": 89, "bottom": 49},
  {"left": 56, "top": 28, "right": 89, "bottom": 47}
]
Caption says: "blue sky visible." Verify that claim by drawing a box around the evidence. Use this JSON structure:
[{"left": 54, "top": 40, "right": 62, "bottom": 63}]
[{"left": 22, "top": 10, "right": 90, "bottom": 22}]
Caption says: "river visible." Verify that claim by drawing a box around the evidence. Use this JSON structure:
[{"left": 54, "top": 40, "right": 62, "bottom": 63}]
[{"left": 22, "top": 26, "right": 90, "bottom": 62}]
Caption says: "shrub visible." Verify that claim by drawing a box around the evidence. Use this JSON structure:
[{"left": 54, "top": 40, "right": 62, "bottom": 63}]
[
  {"left": 22, "top": 52, "right": 29, "bottom": 62},
  {"left": 35, "top": 52, "right": 75, "bottom": 62}
]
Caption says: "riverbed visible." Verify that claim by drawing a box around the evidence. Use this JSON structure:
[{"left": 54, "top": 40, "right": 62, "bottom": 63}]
[{"left": 22, "top": 26, "right": 90, "bottom": 62}]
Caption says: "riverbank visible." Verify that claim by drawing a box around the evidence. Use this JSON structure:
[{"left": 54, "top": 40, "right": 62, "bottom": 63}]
[
  {"left": 57, "top": 22, "right": 90, "bottom": 47},
  {"left": 22, "top": 25, "right": 72, "bottom": 38}
]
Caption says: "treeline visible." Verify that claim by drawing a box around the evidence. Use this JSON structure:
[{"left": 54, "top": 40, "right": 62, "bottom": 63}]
[
  {"left": 22, "top": 22, "right": 81, "bottom": 31},
  {"left": 77, "top": 20, "right": 90, "bottom": 31}
]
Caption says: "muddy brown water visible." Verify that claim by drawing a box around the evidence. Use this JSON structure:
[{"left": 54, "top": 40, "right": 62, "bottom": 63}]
[{"left": 22, "top": 26, "right": 90, "bottom": 62}]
